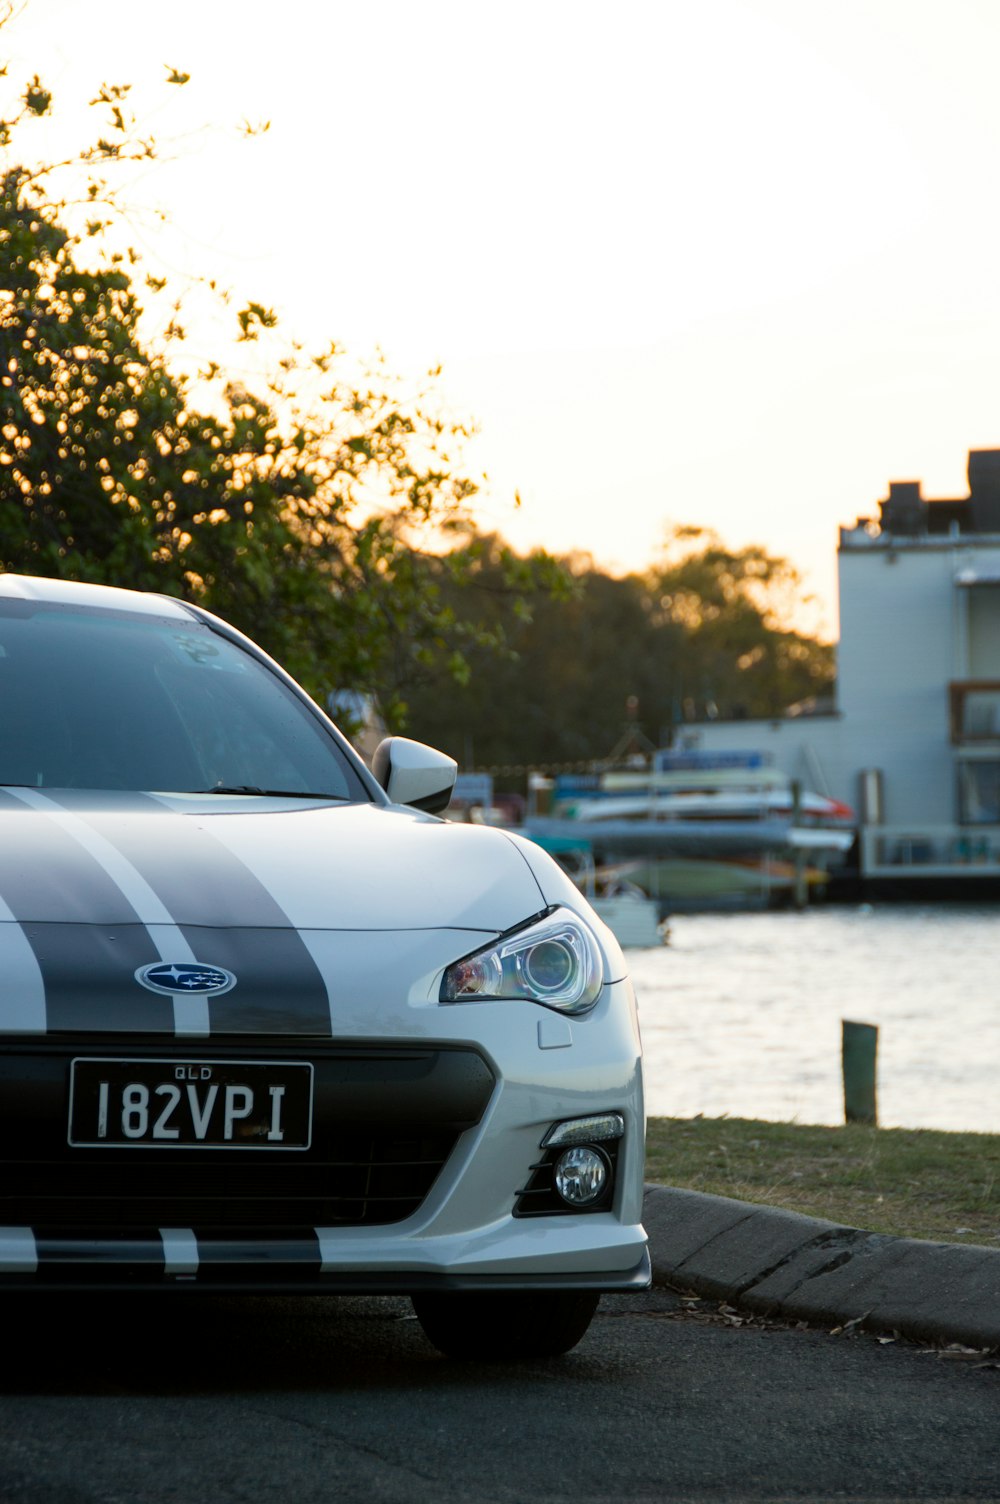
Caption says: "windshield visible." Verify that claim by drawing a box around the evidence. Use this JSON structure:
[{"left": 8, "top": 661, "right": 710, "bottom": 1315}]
[{"left": 0, "top": 601, "right": 369, "bottom": 800}]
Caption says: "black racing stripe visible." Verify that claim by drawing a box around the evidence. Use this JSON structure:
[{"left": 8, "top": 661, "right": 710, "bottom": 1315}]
[
  {"left": 24, "top": 923, "right": 174, "bottom": 1034},
  {"left": 33, "top": 1232, "right": 322, "bottom": 1272},
  {"left": 196, "top": 1232, "right": 322, "bottom": 1269},
  {"left": 178, "top": 925, "right": 332, "bottom": 1036},
  {"left": 32, "top": 1233, "right": 165, "bottom": 1281},
  {"left": 75, "top": 809, "right": 332, "bottom": 1036},
  {"left": 35, "top": 1233, "right": 166, "bottom": 1270},
  {"left": 0, "top": 803, "right": 147, "bottom": 924},
  {"left": 0, "top": 791, "right": 332, "bottom": 1036},
  {"left": 0, "top": 800, "right": 171, "bottom": 1032},
  {"left": 81, "top": 804, "right": 310, "bottom": 928},
  {"left": 0, "top": 789, "right": 31, "bottom": 811}
]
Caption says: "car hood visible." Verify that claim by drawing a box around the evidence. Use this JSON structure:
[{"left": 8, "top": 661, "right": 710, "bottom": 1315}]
[
  {"left": 0, "top": 789, "right": 546, "bottom": 931},
  {"left": 0, "top": 789, "right": 562, "bottom": 1037}
]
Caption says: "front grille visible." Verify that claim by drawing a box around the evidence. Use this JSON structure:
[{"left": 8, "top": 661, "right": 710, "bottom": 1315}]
[
  {"left": 0, "top": 1040, "right": 495, "bottom": 1231},
  {"left": 2, "top": 1134, "right": 458, "bottom": 1229}
]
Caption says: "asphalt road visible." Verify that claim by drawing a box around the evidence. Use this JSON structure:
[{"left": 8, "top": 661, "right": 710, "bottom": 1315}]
[{"left": 2, "top": 1289, "right": 998, "bottom": 1504}]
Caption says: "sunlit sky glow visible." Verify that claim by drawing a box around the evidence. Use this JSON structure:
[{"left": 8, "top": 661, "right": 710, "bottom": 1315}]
[{"left": 8, "top": 0, "right": 1000, "bottom": 637}]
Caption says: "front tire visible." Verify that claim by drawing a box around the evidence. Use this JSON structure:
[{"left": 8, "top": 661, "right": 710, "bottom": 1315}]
[{"left": 411, "top": 1289, "right": 600, "bottom": 1360}]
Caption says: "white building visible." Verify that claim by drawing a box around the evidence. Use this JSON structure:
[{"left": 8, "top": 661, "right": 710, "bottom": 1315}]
[{"left": 677, "top": 449, "right": 1000, "bottom": 885}]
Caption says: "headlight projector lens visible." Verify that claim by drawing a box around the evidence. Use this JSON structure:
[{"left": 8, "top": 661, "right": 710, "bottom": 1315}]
[
  {"left": 522, "top": 938, "right": 575, "bottom": 994},
  {"left": 553, "top": 1145, "right": 608, "bottom": 1207}
]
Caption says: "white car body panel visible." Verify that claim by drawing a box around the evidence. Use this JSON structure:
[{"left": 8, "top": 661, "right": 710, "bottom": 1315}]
[
  {"left": 0, "top": 573, "right": 648, "bottom": 1295},
  {"left": 0, "top": 571, "right": 193, "bottom": 617}
]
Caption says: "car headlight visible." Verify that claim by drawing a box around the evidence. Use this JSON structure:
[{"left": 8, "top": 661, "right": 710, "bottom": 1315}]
[{"left": 440, "top": 907, "right": 604, "bottom": 1015}]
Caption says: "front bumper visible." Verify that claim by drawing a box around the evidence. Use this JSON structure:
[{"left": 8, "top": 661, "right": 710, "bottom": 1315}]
[
  {"left": 0, "top": 978, "right": 647, "bottom": 1292},
  {"left": 0, "top": 1232, "right": 650, "bottom": 1294}
]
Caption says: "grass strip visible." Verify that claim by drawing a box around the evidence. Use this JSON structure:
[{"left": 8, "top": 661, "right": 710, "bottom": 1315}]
[{"left": 645, "top": 1116, "right": 1000, "bottom": 1245}]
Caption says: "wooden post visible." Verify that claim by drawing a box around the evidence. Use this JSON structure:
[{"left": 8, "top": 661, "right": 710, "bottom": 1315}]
[{"left": 842, "top": 1019, "right": 878, "bottom": 1125}]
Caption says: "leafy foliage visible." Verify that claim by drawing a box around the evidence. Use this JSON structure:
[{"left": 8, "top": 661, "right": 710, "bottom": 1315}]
[
  {"left": 0, "top": 33, "right": 537, "bottom": 722},
  {"left": 405, "top": 532, "right": 834, "bottom": 772},
  {"left": 0, "top": 22, "right": 833, "bottom": 758},
  {"left": 647, "top": 525, "right": 834, "bottom": 724}
]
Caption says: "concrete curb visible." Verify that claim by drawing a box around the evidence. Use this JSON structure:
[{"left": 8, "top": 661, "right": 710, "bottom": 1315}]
[{"left": 643, "top": 1184, "right": 1000, "bottom": 1349}]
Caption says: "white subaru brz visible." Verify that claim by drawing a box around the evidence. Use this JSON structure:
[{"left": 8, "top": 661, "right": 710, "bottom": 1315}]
[{"left": 0, "top": 573, "right": 648, "bottom": 1358}]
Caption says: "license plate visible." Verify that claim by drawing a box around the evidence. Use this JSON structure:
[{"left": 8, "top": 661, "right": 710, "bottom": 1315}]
[{"left": 68, "top": 1058, "right": 313, "bottom": 1150}]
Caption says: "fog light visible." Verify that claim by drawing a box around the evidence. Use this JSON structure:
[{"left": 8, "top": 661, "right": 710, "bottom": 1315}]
[{"left": 554, "top": 1145, "right": 608, "bottom": 1207}]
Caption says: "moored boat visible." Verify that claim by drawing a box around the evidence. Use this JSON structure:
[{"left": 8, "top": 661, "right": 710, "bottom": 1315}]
[{"left": 523, "top": 752, "right": 855, "bottom": 912}]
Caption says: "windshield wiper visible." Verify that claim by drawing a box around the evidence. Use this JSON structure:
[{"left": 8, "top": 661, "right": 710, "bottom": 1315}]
[{"left": 188, "top": 785, "right": 350, "bottom": 800}]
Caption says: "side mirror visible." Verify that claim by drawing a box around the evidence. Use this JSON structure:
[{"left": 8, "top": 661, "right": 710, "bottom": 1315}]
[{"left": 372, "top": 736, "right": 457, "bottom": 814}]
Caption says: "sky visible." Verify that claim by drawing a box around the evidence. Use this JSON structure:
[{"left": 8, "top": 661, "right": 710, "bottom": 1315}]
[{"left": 6, "top": 0, "right": 1000, "bottom": 638}]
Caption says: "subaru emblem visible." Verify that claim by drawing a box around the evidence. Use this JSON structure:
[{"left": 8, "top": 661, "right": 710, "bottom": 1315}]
[{"left": 135, "top": 962, "right": 237, "bottom": 996}]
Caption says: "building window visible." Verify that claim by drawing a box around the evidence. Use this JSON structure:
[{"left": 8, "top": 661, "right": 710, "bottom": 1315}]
[
  {"left": 949, "top": 681, "right": 1000, "bottom": 742},
  {"left": 957, "top": 760, "right": 1000, "bottom": 824}
]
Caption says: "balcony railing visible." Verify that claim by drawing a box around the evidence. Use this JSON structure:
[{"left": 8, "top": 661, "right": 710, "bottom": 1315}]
[{"left": 861, "top": 824, "right": 1000, "bottom": 876}]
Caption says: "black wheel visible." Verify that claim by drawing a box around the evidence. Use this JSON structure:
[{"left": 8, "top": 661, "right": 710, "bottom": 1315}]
[{"left": 411, "top": 1289, "right": 600, "bottom": 1360}]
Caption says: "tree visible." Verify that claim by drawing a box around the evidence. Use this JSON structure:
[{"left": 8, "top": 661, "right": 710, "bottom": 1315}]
[
  {"left": 646, "top": 526, "right": 834, "bottom": 722},
  {"left": 405, "top": 531, "right": 835, "bottom": 773},
  {"left": 405, "top": 540, "right": 683, "bottom": 771},
  {"left": 0, "top": 26, "right": 523, "bottom": 726},
  {"left": 0, "top": 27, "right": 834, "bottom": 752}
]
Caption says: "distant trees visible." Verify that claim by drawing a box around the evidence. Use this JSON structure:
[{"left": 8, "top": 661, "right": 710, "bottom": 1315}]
[
  {"left": 0, "top": 26, "right": 833, "bottom": 761},
  {"left": 0, "top": 164, "right": 485, "bottom": 713},
  {"left": 404, "top": 529, "right": 835, "bottom": 771},
  {"left": 400, "top": 534, "right": 675, "bottom": 768},
  {"left": 0, "top": 27, "right": 551, "bottom": 723},
  {"left": 647, "top": 525, "right": 834, "bottom": 726}
]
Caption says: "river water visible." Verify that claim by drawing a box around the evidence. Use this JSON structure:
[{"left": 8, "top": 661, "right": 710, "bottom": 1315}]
[{"left": 630, "top": 903, "right": 1000, "bottom": 1132}]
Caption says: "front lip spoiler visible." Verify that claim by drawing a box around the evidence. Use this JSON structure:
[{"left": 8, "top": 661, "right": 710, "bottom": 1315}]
[{"left": 0, "top": 1247, "right": 652, "bottom": 1296}]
